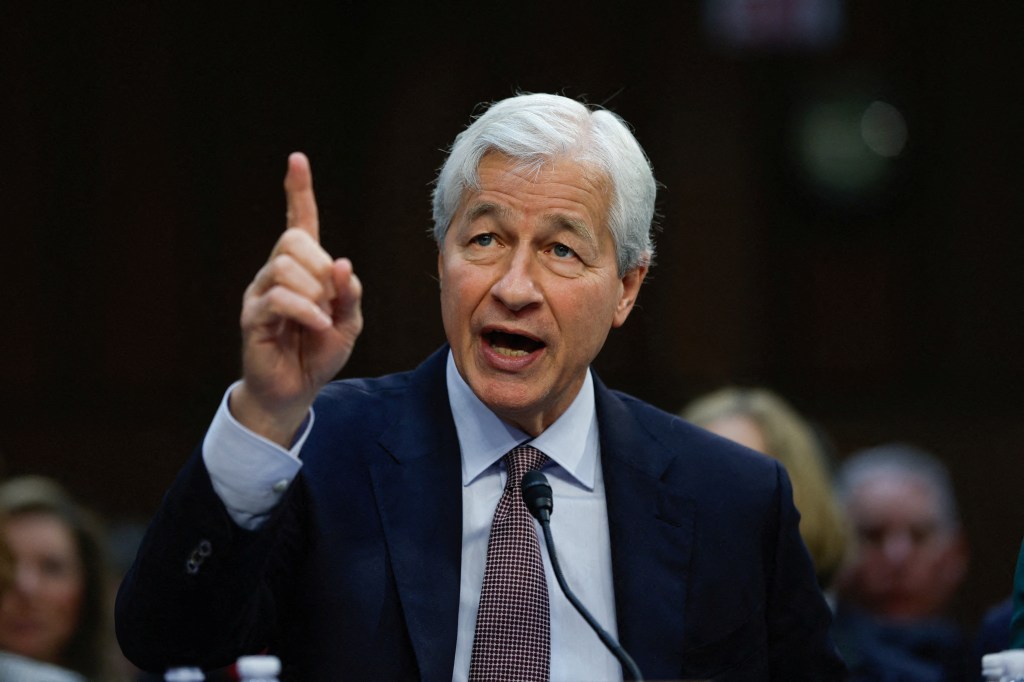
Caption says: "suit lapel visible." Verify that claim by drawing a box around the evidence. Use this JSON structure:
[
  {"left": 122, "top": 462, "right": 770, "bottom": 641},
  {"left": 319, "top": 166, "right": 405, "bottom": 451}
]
[
  {"left": 596, "top": 378, "right": 694, "bottom": 679},
  {"left": 370, "top": 348, "right": 463, "bottom": 682},
  {"left": 363, "top": 356, "right": 698, "bottom": 679}
]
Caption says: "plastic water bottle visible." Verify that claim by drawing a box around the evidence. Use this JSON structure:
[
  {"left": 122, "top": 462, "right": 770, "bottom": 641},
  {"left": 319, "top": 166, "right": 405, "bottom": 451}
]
[
  {"left": 1005, "top": 649, "right": 1024, "bottom": 682},
  {"left": 983, "top": 651, "right": 1006, "bottom": 681},
  {"left": 164, "top": 668, "right": 204, "bottom": 682},
  {"left": 237, "top": 655, "right": 282, "bottom": 682}
]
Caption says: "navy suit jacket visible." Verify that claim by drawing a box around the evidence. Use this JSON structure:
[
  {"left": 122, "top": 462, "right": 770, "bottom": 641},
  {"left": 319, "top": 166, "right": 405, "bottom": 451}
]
[{"left": 116, "top": 347, "right": 845, "bottom": 680}]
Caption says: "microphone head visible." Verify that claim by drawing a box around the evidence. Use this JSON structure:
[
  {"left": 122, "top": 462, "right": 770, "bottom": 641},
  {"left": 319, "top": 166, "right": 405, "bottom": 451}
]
[{"left": 521, "top": 470, "right": 553, "bottom": 521}]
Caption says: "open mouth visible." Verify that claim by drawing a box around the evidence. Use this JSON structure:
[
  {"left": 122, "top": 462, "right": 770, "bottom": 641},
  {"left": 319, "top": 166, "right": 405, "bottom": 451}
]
[{"left": 485, "top": 330, "right": 545, "bottom": 357}]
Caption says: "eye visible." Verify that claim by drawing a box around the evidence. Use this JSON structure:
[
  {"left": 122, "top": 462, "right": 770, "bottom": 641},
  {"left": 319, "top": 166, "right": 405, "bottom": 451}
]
[
  {"left": 40, "top": 556, "right": 72, "bottom": 578},
  {"left": 550, "top": 243, "right": 575, "bottom": 259},
  {"left": 858, "top": 525, "right": 885, "bottom": 547},
  {"left": 909, "top": 523, "right": 937, "bottom": 546},
  {"left": 471, "top": 233, "right": 495, "bottom": 247}
]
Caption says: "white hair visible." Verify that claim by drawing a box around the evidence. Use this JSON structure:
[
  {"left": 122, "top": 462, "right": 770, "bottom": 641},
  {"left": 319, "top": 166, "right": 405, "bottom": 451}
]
[
  {"left": 431, "top": 93, "right": 657, "bottom": 274},
  {"left": 835, "top": 443, "right": 961, "bottom": 530}
]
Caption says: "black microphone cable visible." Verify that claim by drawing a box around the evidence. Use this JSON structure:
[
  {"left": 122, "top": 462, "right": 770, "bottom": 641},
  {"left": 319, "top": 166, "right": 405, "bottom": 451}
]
[{"left": 521, "top": 470, "right": 644, "bottom": 681}]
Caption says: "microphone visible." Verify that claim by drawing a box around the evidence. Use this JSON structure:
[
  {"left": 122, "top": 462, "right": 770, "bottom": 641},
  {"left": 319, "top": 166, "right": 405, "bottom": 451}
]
[{"left": 521, "top": 471, "right": 644, "bottom": 681}]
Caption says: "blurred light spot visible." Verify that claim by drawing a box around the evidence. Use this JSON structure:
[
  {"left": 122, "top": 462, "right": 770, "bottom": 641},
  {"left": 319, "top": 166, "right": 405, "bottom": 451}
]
[
  {"left": 798, "top": 99, "right": 887, "bottom": 195},
  {"left": 861, "top": 101, "right": 908, "bottom": 157},
  {"left": 703, "top": 0, "right": 845, "bottom": 52}
]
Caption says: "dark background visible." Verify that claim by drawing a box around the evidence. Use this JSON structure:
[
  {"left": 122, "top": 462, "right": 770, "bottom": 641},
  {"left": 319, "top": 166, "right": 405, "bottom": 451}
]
[{"left": 2, "top": 2, "right": 1021, "bottom": 632}]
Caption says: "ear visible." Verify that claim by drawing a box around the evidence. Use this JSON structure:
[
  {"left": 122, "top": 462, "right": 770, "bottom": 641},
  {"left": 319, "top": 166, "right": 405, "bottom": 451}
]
[
  {"left": 437, "top": 250, "right": 445, "bottom": 288},
  {"left": 612, "top": 264, "right": 648, "bottom": 328}
]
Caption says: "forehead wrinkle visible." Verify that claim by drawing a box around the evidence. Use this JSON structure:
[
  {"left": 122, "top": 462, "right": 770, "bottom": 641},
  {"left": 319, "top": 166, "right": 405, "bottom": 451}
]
[{"left": 464, "top": 200, "right": 511, "bottom": 225}]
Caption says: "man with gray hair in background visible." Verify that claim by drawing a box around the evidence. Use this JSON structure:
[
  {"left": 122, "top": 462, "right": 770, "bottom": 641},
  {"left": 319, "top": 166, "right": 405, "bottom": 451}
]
[
  {"left": 832, "top": 443, "right": 970, "bottom": 681},
  {"left": 116, "top": 93, "right": 844, "bottom": 680}
]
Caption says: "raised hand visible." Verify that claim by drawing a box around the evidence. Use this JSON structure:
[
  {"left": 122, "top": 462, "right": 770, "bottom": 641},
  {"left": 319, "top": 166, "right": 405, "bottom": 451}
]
[{"left": 231, "top": 152, "right": 363, "bottom": 446}]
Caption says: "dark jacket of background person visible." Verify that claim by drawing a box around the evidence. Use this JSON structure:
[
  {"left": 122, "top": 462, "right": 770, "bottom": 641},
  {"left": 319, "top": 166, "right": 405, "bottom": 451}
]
[
  {"left": 973, "top": 596, "right": 1011, "bottom": 680},
  {"left": 832, "top": 602, "right": 969, "bottom": 682}
]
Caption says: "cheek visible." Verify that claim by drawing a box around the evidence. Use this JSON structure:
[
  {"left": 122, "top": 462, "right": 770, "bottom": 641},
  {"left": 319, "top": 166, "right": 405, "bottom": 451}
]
[
  {"left": 58, "top": 582, "right": 84, "bottom": 614},
  {"left": 441, "top": 266, "right": 490, "bottom": 324},
  {"left": 0, "top": 591, "right": 16, "bottom": 616},
  {"left": 439, "top": 281, "right": 467, "bottom": 336},
  {"left": 561, "top": 288, "right": 618, "bottom": 337},
  {"left": 42, "top": 575, "right": 85, "bottom": 622},
  {"left": 48, "top": 581, "right": 85, "bottom": 649}
]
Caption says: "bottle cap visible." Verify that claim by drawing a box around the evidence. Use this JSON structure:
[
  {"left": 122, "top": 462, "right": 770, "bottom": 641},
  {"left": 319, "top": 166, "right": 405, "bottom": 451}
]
[
  {"left": 982, "top": 651, "right": 1005, "bottom": 667},
  {"left": 237, "top": 655, "right": 282, "bottom": 677},
  {"left": 164, "top": 668, "right": 205, "bottom": 682}
]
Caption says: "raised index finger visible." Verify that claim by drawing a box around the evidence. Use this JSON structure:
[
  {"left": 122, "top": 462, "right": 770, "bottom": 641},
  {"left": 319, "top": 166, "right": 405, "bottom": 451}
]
[{"left": 284, "top": 151, "right": 320, "bottom": 242}]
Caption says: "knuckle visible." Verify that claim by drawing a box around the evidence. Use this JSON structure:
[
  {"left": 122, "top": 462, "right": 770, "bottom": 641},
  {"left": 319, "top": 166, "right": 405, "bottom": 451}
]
[
  {"left": 277, "top": 227, "right": 306, "bottom": 249},
  {"left": 264, "top": 286, "right": 290, "bottom": 310},
  {"left": 269, "top": 253, "right": 294, "bottom": 276}
]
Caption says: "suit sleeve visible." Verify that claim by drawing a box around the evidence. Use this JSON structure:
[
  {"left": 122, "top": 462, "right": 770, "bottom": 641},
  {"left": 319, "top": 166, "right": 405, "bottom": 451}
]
[
  {"left": 765, "top": 461, "right": 848, "bottom": 680},
  {"left": 115, "top": 448, "right": 306, "bottom": 672}
]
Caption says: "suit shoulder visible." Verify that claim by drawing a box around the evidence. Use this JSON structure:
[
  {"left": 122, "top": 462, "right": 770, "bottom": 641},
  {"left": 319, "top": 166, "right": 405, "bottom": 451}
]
[
  {"left": 308, "top": 367, "right": 421, "bottom": 436},
  {"left": 606, "top": 388, "right": 782, "bottom": 487},
  {"left": 318, "top": 367, "right": 417, "bottom": 401},
  {"left": 314, "top": 347, "right": 448, "bottom": 410},
  {"left": 611, "top": 390, "right": 769, "bottom": 457}
]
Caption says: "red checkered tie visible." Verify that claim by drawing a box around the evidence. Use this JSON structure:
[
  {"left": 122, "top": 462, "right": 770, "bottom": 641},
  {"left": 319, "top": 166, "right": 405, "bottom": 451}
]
[{"left": 469, "top": 445, "right": 551, "bottom": 682}]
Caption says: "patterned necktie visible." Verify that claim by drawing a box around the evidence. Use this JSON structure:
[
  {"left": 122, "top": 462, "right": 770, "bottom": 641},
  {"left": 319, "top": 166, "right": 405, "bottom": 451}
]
[{"left": 469, "top": 445, "right": 551, "bottom": 682}]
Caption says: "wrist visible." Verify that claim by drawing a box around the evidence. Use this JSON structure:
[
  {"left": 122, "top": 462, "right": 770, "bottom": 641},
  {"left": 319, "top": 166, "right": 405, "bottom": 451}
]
[{"left": 229, "top": 382, "right": 312, "bottom": 448}]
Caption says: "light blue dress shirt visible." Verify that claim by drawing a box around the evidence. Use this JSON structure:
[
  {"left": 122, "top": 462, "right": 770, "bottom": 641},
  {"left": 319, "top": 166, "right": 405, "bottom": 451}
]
[{"left": 203, "top": 351, "right": 621, "bottom": 681}]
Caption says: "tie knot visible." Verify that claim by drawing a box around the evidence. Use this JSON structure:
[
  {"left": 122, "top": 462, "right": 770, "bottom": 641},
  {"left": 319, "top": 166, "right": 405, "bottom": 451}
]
[{"left": 504, "top": 445, "right": 547, "bottom": 489}]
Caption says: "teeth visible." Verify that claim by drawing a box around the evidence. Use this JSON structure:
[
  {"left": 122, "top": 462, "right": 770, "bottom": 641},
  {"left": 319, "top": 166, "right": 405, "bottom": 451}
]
[{"left": 494, "top": 347, "right": 529, "bottom": 357}]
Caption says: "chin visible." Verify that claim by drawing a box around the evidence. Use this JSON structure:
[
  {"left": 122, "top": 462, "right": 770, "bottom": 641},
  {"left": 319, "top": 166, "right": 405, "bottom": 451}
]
[{"left": 480, "top": 391, "right": 541, "bottom": 420}]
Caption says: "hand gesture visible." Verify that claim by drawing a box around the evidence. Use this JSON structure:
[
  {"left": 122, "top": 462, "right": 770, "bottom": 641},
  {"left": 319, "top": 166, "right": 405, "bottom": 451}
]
[{"left": 231, "top": 152, "right": 363, "bottom": 446}]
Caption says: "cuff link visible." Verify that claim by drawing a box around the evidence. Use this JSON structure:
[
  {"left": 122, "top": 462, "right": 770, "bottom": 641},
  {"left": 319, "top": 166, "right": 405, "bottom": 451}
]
[{"left": 185, "top": 539, "right": 213, "bottom": 575}]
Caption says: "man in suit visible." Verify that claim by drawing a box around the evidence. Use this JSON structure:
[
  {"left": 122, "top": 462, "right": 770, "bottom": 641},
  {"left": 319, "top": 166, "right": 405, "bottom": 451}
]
[{"left": 116, "top": 93, "right": 845, "bottom": 680}]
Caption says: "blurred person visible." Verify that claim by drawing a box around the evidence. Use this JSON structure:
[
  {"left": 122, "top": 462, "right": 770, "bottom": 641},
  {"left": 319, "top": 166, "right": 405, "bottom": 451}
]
[
  {"left": 975, "top": 541, "right": 1024, "bottom": 679},
  {"left": 116, "top": 93, "right": 845, "bottom": 679},
  {"left": 973, "top": 596, "right": 1012, "bottom": 679},
  {"left": 681, "top": 386, "right": 849, "bottom": 590},
  {"left": 0, "top": 505, "right": 87, "bottom": 681},
  {"left": 0, "top": 476, "right": 119, "bottom": 681},
  {"left": 833, "top": 443, "right": 970, "bottom": 681}
]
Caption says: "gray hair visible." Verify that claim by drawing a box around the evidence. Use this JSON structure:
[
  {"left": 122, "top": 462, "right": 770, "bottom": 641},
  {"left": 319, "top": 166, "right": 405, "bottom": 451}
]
[
  {"left": 835, "top": 443, "right": 960, "bottom": 530},
  {"left": 431, "top": 93, "right": 657, "bottom": 275}
]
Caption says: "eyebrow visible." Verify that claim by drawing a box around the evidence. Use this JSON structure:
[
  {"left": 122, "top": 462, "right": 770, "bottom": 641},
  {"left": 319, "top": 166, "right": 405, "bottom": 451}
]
[
  {"left": 464, "top": 202, "right": 599, "bottom": 251},
  {"left": 548, "top": 213, "right": 598, "bottom": 252}
]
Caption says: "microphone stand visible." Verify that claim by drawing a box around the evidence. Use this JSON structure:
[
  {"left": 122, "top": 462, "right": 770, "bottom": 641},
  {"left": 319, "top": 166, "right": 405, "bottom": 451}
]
[{"left": 523, "top": 472, "right": 644, "bottom": 681}]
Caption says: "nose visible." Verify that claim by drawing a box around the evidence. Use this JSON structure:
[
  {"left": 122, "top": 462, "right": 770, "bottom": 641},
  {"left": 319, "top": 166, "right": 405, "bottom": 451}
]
[
  {"left": 490, "top": 246, "right": 542, "bottom": 312},
  {"left": 881, "top": 531, "right": 914, "bottom": 565}
]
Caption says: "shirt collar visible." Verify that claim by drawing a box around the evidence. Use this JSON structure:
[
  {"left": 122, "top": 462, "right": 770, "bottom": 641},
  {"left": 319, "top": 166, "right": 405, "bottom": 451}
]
[{"left": 446, "top": 351, "right": 598, "bottom": 490}]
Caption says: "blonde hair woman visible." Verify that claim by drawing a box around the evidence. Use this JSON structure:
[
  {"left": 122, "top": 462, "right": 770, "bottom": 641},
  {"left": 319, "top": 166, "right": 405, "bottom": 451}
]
[{"left": 682, "top": 387, "right": 848, "bottom": 589}]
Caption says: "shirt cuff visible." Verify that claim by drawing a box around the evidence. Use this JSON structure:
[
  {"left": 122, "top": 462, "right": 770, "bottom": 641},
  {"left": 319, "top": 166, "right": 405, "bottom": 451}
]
[{"left": 201, "top": 381, "right": 314, "bottom": 530}]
